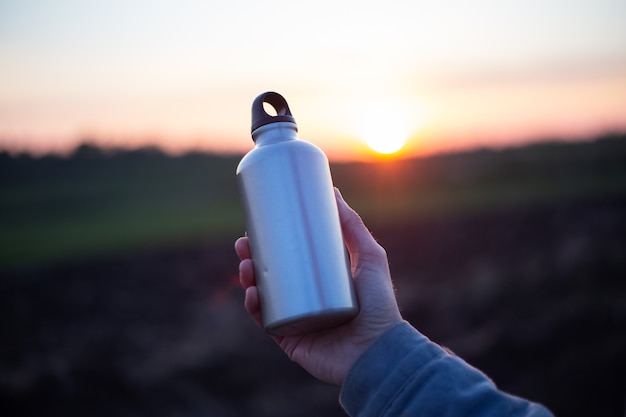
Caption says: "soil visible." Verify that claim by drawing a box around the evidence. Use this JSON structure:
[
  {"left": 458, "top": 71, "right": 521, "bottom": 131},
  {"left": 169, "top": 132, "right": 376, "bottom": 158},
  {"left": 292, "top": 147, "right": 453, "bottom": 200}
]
[{"left": 2, "top": 197, "right": 625, "bottom": 417}]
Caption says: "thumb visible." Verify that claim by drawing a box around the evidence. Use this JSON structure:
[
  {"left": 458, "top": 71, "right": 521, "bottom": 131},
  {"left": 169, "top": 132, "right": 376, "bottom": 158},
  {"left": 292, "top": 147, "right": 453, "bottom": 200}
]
[{"left": 334, "top": 188, "right": 387, "bottom": 270}]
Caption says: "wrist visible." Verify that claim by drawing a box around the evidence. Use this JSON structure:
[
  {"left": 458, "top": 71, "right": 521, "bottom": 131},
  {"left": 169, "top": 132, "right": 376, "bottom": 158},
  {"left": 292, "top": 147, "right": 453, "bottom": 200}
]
[{"left": 338, "top": 318, "right": 404, "bottom": 385}]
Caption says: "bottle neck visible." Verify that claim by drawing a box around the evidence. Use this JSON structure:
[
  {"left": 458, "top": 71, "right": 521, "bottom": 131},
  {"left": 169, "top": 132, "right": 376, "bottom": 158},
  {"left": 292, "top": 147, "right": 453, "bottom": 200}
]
[{"left": 252, "top": 122, "right": 298, "bottom": 146}]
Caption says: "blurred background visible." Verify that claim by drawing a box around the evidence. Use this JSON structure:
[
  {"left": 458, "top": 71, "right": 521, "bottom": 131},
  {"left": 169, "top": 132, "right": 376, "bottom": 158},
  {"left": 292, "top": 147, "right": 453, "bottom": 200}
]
[{"left": 1, "top": 1, "right": 626, "bottom": 416}]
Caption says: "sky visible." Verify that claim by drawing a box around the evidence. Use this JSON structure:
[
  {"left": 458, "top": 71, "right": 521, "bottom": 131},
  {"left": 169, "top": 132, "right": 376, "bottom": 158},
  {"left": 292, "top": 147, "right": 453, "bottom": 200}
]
[{"left": 1, "top": 0, "right": 625, "bottom": 161}]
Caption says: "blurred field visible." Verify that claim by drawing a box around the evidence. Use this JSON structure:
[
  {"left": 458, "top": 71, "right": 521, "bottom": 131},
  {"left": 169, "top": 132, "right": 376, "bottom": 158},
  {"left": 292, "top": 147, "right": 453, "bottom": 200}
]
[
  {"left": 1, "top": 133, "right": 626, "bottom": 417},
  {"left": 2, "top": 134, "right": 625, "bottom": 270},
  {"left": 0, "top": 146, "right": 242, "bottom": 269}
]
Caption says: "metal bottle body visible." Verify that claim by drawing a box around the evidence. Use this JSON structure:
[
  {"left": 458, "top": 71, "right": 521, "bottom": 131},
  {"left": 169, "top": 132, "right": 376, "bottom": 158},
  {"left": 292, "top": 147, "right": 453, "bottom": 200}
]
[{"left": 237, "top": 122, "right": 358, "bottom": 336}]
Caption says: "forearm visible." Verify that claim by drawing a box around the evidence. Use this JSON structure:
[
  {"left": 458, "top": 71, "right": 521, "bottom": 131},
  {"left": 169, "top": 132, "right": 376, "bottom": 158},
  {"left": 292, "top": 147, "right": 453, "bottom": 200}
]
[{"left": 340, "top": 322, "right": 553, "bottom": 417}]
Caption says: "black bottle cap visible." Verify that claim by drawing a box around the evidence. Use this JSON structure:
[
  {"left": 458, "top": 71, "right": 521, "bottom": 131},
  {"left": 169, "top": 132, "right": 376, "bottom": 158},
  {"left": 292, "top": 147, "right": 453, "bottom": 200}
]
[{"left": 251, "top": 91, "right": 297, "bottom": 135}]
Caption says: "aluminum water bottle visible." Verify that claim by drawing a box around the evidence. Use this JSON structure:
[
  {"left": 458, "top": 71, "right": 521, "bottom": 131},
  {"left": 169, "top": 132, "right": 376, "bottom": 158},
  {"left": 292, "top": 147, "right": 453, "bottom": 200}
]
[{"left": 236, "top": 91, "right": 358, "bottom": 336}]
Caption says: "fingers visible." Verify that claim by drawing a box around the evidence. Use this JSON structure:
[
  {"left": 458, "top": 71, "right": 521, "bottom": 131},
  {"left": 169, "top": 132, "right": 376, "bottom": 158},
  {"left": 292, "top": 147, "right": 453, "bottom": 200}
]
[
  {"left": 235, "top": 237, "right": 264, "bottom": 328},
  {"left": 238, "top": 258, "right": 256, "bottom": 288},
  {"left": 234, "top": 236, "right": 251, "bottom": 260},
  {"left": 236, "top": 236, "right": 256, "bottom": 288},
  {"left": 244, "top": 286, "right": 264, "bottom": 327},
  {"left": 241, "top": 261, "right": 263, "bottom": 328},
  {"left": 235, "top": 236, "right": 254, "bottom": 288},
  {"left": 235, "top": 234, "right": 258, "bottom": 303}
]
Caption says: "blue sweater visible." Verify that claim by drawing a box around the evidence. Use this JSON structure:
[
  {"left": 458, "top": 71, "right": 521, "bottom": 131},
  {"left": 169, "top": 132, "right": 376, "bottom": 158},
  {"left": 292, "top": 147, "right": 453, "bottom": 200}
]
[{"left": 340, "top": 322, "right": 553, "bottom": 417}]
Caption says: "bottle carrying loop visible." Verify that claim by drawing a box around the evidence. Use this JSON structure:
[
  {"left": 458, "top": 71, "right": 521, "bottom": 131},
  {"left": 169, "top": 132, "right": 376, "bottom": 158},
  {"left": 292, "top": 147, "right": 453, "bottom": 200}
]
[{"left": 251, "top": 91, "right": 297, "bottom": 135}]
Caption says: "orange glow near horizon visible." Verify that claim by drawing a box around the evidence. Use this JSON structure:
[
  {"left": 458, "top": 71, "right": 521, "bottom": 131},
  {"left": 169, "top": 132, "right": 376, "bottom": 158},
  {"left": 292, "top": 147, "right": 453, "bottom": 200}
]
[
  {"left": 1, "top": 72, "right": 625, "bottom": 161},
  {"left": 2, "top": 66, "right": 625, "bottom": 162},
  {"left": 1, "top": 1, "right": 625, "bottom": 161}
]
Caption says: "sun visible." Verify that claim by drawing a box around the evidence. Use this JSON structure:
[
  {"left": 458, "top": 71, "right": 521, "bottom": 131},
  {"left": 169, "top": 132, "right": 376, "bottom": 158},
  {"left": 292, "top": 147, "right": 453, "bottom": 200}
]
[{"left": 361, "top": 103, "right": 408, "bottom": 155}]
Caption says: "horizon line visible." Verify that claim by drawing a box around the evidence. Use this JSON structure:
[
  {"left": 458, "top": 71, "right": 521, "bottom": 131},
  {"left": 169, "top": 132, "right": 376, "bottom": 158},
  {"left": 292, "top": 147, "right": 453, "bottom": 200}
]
[{"left": 2, "top": 130, "right": 624, "bottom": 163}]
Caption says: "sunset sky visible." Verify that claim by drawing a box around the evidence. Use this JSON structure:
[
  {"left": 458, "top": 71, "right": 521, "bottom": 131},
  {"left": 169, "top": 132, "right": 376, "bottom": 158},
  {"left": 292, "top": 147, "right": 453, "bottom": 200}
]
[{"left": 1, "top": 0, "right": 625, "bottom": 161}]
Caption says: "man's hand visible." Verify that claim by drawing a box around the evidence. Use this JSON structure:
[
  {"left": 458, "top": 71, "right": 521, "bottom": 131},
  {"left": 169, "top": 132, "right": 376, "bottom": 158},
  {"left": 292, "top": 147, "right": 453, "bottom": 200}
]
[{"left": 235, "top": 188, "right": 403, "bottom": 386}]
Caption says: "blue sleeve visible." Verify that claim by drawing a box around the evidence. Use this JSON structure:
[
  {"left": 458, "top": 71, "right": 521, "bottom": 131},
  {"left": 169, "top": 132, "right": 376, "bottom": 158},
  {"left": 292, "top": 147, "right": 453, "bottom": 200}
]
[{"left": 340, "top": 322, "right": 553, "bottom": 417}]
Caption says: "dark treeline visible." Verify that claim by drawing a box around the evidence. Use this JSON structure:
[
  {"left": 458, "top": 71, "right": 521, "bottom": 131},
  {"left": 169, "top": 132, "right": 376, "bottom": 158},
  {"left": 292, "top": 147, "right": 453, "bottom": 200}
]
[
  {"left": 0, "top": 143, "right": 241, "bottom": 185},
  {"left": 2, "top": 131, "right": 626, "bottom": 190},
  {"left": 1, "top": 130, "right": 624, "bottom": 166},
  {"left": 333, "top": 131, "right": 626, "bottom": 190}
]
